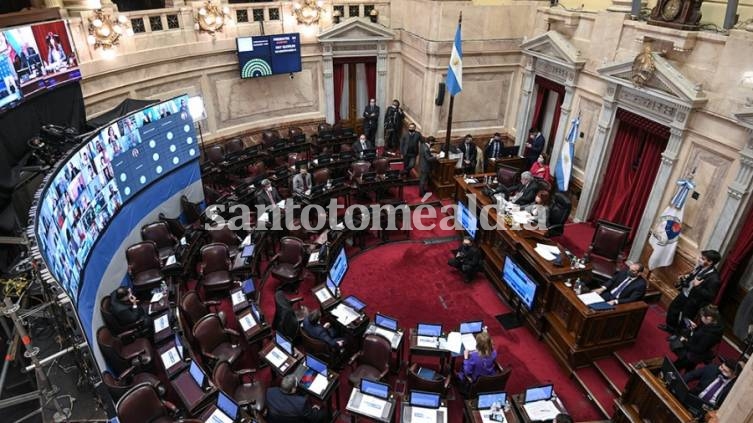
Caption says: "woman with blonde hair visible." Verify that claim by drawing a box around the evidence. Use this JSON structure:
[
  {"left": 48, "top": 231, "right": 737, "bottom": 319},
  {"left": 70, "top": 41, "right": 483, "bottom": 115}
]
[{"left": 457, "top": 331, "right": 498, "bottom": 394}]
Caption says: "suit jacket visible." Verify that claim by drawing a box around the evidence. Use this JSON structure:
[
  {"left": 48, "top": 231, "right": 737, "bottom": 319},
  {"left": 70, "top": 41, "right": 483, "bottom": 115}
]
[
  {"left": 599, "top": 270, "right": 647, "bottom": 304},
  {"left": 509, "top": 181, "right": 538, "bottom": 206},
  {"left": 352, "top": 139, "right": 374, "bottom": 155},
  {"left": 256, "top": 187, "right": 282, "bottom": 207},
  {"left": 400, "top": 131, "right": 422, "bottom": 157},
  {"left": 419, "top": 142, "right": 435, "bottom": 173},
  {"left": 266, "top": 387, "right": 325, "bottom": 422},
  {"left": 384, "top": 105, "right": 405, "bottom": 130},
  {"left": 292, "top": 173, "right": 312, "bottom": 194},
  {"left": 685, "top": 266, "right": 720, "bottom": 306},
  {"left": 485, "top": 139, "right": 504, "bottom": 160},
  {"left": 454, "top": 245, "right": 482, "bottom": 268},
  {"left": 684, "top": 322, "right": 724, "bottom": 363},
  {"left": 362, "top": 105, "right": 380, "bottom": 127},
  {"left": 528, "top": 133, "right": 545, "bottom": 157},
  {"left": 684, "top": 365, "right": 736, "bottom": 408},
  {"left": 109, "top": 291, "right": 146, "bottom": 326},
  {"left": 458, "top": 142, "right": 477, "bottom": 169},
  {"left": 301, "top": 318, "right": 340, "bottom": 349}
]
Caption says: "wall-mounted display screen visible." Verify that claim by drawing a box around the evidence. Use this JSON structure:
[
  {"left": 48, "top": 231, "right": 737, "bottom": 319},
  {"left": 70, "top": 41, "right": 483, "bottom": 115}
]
[
  {"left": 237, "top": 33, "right": 302, "bottom": 79},
  {"left": 0, "top": 20, "right": 81, "bottom": 113},
  {"left": 35, "top": 95, "right": 198, "bottom": 301}
]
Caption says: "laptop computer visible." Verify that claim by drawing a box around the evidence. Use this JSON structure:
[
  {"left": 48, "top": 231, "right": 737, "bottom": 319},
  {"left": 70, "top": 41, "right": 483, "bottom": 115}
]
[
  {"left": 369, "top": 313, "right": 401, "bottom": 348},
  {"left": 339, "top": 151, "right": 355, "bottom": 161},
  {"left": 375, "top": 313, "right": 398, "bottom": 331},
  {"left": 343, "top": 295, "right": 367, "bottom": 313},
  {"left": 310, "top": 184, "right": 326, "bottom": 195},
  {"left": 275, "top": 332, "right": 294, "bottom": 356},
  {"left": 241, "top": 244, "right": 255, "bottom": 259},
  {"left": 316, "top": 154, "right": 331, "bottom": 165},
  {"left": 363, "top": 149, "right": 377, "bottom": 160},
  {"left": 217, "top": 392, "right": 239, "bottom": 421},
  {"left": 477, "top": 391, "right": 507, "bottom": 410},
  {"left": 331, "top": 177, "right": 347, "bottom": 187},
  {"left": 346, "top": 378, "right": 392, "bottom": 421},
  {"left": 189, "top": 360, "right": 207, "bottom": 390},
  {"left": 407, "top": 390, "right": 444, "bottom": 422},
  {"left": 524, "top": 384, "right": 554, "bottom": 403},
  {"left": 297, "top": 354, "right": 330, "bottom": 395},
  {"left": 416, "top": 323, "right": 442, "bottom": 348}
]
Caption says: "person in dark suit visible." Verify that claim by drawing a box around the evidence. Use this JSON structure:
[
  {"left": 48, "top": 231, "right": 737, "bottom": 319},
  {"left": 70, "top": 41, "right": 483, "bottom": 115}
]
[
  {"left": 292, "top": 166, "right": 312, "bottom": 195},
  {"left": 109, "top": 287, "right": 152, "bottom": 334},
  {"left": 352, "top": 134, "right": 374, "bottom": 158},
  {"left": 594, "top": 262, "right": 647, "bottom": 305},
  {"left": 660, "top": 250, "right": 722, "bottom": 334},
  {"left": 255, "top": 179, "right": 283, "bottom": 207},
  {"left": 683, "top": 358, "right": 741, "bottom": 410},
  {"left": 458, "top": 134, "right": 477, "bottom": 174},
  {"left": 554, "top": 414, "right": 574, "bottom": 423},
  {"left": 448, "top": 236, "right": 482, "bottom": 283},
  {"left": 525, "top": 128, "right": 545, "bottom": 167},
  {"left": 484, "top": 133, "right": 504, "bottom": 170},
  {"left": 400, "top": 123, "right": 421, "bottom": 177},
  {"left": 498, "top": 171, "right": 538, "bottom": 206},
  {"left": 419, "top": 136, "right": 437, "bottom": 197},
  {"left": 362, "top": 99, "right": 379, "bottom": 143},
  {"left": 672, "top": 305, "right": 724, "bottom": 372},
  {"left": 301, "top": 309, "right": 344, "bottom": 350},
  {"left": 266, "top": 375, "right": 326, "bottom": 422},
  {"left": 384, "top": 99, "right": 405, "bottom": 152}
]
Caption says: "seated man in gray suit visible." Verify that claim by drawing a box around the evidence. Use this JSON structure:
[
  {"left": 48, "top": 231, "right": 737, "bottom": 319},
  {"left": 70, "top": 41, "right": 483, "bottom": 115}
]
[{"left": 292, "top": 165, "right": 312, "bottom": 195}]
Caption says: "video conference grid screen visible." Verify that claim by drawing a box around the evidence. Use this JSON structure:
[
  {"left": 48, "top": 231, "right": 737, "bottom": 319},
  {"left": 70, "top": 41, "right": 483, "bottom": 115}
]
[
  {"left": 237, "top": 33, "right": 302, "bottom": 79},
  {"left": 0, "top": 20, "right": 81, "bottom": 113},
  {"left": 457, "top": 201, "right": 478, "bottom": 239},
  {"left": 501, "top": 257, "right": 538, "bottom": 311},
  {"left": 36, "top": 95, "right": 197, "bottom": 301}
]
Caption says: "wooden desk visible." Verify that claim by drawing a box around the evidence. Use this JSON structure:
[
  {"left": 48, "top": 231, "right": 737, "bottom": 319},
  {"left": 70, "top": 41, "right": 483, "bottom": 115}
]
[
  {"left": 511, "top": 393, "right": 567, "bottom": 423},
  {"left": 543, "top": 282, "right": 647, "bottom": 369},
  {"left": 259, "top": 342, "right": 303, "bottom": 377},
  {"left": 463, "top": 399, "right": 520, "bottom": 423},
  {"left": 236, "top": 306, "right": 271, "bottom": 345},
  {"left": 408, "top": 329, "right": 451, "bottom": 373},
  {"left": 431, "top": 159, "right": 458, "bottom": 199},
  {"left": 157, "top": 339, "right": 188, "bottom": 378},
  {"left": 401, "top": 400, "right": 448, "bottom": 423},
  {"left": 356, "top": 177, "right": 405, "bottom": 203},
  {"left": 170, "top": 367, "right": 216, "bottom": 415},
  {"left": 612, "top": 358, "right": 695, "bottom": 423}
]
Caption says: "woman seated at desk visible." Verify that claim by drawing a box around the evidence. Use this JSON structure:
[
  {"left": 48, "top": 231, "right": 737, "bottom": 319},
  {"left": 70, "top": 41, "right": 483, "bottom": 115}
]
[
  {"left": 530, "top": 153, "right": 552, "bottom": 184},
  {"left": 457, "top": 332, "right": 497, "bottom": 394},
  {"left": 524, "top": 190, "right": 551, "bottom": 223}
]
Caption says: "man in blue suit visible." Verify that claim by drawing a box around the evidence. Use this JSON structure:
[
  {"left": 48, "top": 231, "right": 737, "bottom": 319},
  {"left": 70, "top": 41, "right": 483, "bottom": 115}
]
[
  {"left": 302, "top": 309, "right": 344, "bottom": 350},
  {"left": 526, "top": 128, "right": 545, "bottom": 167},
  {"left": 594, "top": 262, "right": 647, "bottom": 305},
  {"left": 266, "top": 375, "right": 326, "bottom": 422},
  {"left": 683, "top": 358, "right": 741, "bottom": 410}
]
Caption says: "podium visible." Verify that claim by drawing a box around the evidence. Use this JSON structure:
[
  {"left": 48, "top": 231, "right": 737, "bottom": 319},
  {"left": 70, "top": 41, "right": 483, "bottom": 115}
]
[{"left": 430, "top": 159, "right": 457, "bottom": 199}]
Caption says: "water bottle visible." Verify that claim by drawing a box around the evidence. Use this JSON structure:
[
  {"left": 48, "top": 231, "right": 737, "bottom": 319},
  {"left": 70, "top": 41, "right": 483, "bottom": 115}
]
[
  {"left": 160, "top": 281, "right": 168, "bottom": 303},
  {"left": 574, "top": 278, "right": 583, "bottom": 295}
]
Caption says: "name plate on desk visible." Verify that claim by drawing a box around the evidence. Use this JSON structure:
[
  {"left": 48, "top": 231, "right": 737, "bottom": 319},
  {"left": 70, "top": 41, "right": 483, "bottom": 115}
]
[
  {"left": 161, "top": 347, "right": 181, "bottom": 369},
  {"left": 239, "top": 313, "right": 257, "bottom": 332}
]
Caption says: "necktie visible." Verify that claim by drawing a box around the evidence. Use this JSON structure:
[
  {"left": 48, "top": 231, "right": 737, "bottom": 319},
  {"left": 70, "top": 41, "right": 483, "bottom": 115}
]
[
  {"left": 610, "top": 277, "right": 634, "bottom": 298},
  {"left": 303, "top": 176, "right": 308, "bottom": 191},
  {"left": 267, "top": 190, "right": 274, "bottom": 205},
  {"left": 700, "top": 376, "right": 725, "bottom": 402}
]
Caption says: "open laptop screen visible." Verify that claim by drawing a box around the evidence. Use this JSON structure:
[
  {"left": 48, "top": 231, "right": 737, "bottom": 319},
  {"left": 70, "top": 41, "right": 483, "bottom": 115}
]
[
  {"left": 343, "top": 295, "right": 366, "bottom": 312},
  {"left": 306, "top": 354, "right": 328, "bottom": 377},
  {"left": 275, "top": 332, "right": 293, "bottom": 356},
  {"left": 241, "top": 244, "right": 255, "bottom": 258},
  {"left": 417, "top": 323, "right": 442, "bottom": 337},
  {"left": 242, "top": 278, "right": 255, "bottom": 294},
  {"left": 410, "top": 390, "right": 441, "bottom": 408},
  {"left": 524, "top": 385, "right": 554, "bottom": 403},
  {"left": 189, "top": 361, "right": 205, "bottom": 387},
  {"left": 477, "top": 392, "right": 507, "bottom": 410},
  {"left": 460, "top": 320, "right": 483, "bottom": 334},
  {"left": 375, "top": 313, "right": 398, "bottom": 331},
  {"left": 217, "top": 392, "right": 239, "bottom": 420},
  {"left": 360, "top": 379, "right": 389, "bottom": 399}
]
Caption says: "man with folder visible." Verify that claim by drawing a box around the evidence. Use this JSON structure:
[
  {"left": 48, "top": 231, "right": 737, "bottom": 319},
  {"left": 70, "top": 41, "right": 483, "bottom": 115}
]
[{"left": 593, "top": 262, "right": 647, "bottom": 305}]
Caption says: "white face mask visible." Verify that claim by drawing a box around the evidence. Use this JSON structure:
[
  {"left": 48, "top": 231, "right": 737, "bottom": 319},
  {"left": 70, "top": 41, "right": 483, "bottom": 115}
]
[{"left": 538, "top": 158, "right": 544, "bottom": 164}]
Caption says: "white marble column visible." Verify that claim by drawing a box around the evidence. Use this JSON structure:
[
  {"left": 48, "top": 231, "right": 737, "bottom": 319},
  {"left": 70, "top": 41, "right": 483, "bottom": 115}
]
[
  {"left": 515, "top": 59, "right": 536, "bottom": 150},
  {"left": 375, "top": 42, "right": 388, "bottom": 147},
  {"left": 322, "top": 44, "right": 335, "bottom": 124},
  {"left": 547, "top": 84, "right": 575, "bottom": 169},
  {"left": 706, "top": 129, "right": 753, "bottom": 253},
  {"left": 574, "top": 84, "right": 618, "bottom": 222},
  {"left": 628, "top": 125, "right": 683, "bottom": 261}
]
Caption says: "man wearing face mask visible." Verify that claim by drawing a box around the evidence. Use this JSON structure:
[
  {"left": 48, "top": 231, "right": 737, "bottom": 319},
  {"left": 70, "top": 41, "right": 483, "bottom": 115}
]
[
  {"left": 484, "top": 133, "right": 504, "bottom": 170},
  {"left": 292, "top": 165, "right": 312, "bottom": 195},
  {"left": 525, "top": 128, "right": 546, "bottom": 167},
  {"left": 384, "top": 99, "right": 405, "bottom": 152},
  {"left": 683, "top": 358, "right": 741, "bottom": 410},
  {"left": 419, "top": 136, "right": 438, "bottom": 197},
  {"left": 109, "top": 286, "right": 152, "bottom": 335},
  {"left": 400, "top": 123, "right": 422, "bottom": 177},
  {"left": 593, "top": 262, "right": 647, "bottom": 305},
  {"left": 448, "top": 236, "right": 482, "bottom": 283},
  {"left": 660, "top": 250, "right": 721, "bottom": 334},
  {"left": 362, "top": 98, "right": 379, "bottom": 143},
  {"left": 255, "top": 179, "right": 283, "bottom": 207},
  {"left": 352, "top": 134, "right": 374, "bottom": 158},
  {"left": 458, "top": 134, "right": 477, "bottom": 174}
]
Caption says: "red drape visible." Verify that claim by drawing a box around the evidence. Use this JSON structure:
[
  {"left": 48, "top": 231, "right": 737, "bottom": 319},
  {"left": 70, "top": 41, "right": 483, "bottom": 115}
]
[
  {"left": 715, "top": 207, "right": 753, "bottom": 304},
  {"left": 365, "top": 62, "right": 376, "bottom": 101},
  {"left": 333, "top": 63, "right": 344, "bottom": 123},
  {"left": 531, "top": 84, "right": 547, "bottom": 132},
  {"left": 31, "top": 21, "right": 74, "bottom": 65},
  {"left": 548, "top": 91, "right": 564, "bottom": 148},
  {"left": 590, "top": 111, "right": 668, "bottom": 240}
]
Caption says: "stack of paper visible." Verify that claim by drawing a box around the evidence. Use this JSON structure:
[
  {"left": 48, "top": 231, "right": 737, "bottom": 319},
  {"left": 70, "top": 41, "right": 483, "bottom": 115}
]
[
  {"left": 150, "top": 292, "right": 164, "bottom": 303},
  {"left": 461, "top": 332, "right": 478, "bottom": 351},
  {"left": 331, "top": 304, "right": 359, "bottom": 325},
  {"left": 166, "top": 255, "right": 177, "bottom": 266},
  {"left": 206, "top": 409, "right": 233, "bottom": 423},
  {"left": 315, "top": 288, "right": 332, "bottom": 303},
  {"left": 241, "top": 234, "right": 252, "bottom": 246},
  {"left": 523, "top": 400, "right": 560, "bottom": 421},
  {"left": 417, "top": 336, "right": 439, "bottom": 348},
  {"left": 161, "top": 347, "right": 180, "bottom": 369},
  {"left": 308, "top": 374, "right": 328, "bottom": 395},
  {"left": 534, "top": 243, "right": 560, "bottom": 261},
  {"left": 578, "top": 292, "right": 605, "bottom": 305},
  {"left": 266, "top": 347, "right": 287, "bottom": 368},
  {"left": 444, "top": 332, "right": 463, "bottom": 354},
  {"left": 511, "top": 211, "right": 533, "bottom": 225},
  {"left": 154, "top": 314, "right": 169, "bottom": 333}
]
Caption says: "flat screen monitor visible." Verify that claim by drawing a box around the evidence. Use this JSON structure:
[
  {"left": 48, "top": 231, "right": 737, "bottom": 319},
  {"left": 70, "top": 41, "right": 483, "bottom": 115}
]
[
  {"left": 410, "top": 390, "right": 441, "bottom": 408},
  {"left": 242, "top": 278, "right": 255, "bottom": 294},
  {"left": 217, "top": 391, "right": 239, "bottom": 420},
  {"left": 460, "top": 320, "right": 483, "bottom": 334},
  {"left": 237, "top": 33, "right": 302, "bottom": 79},
  {"left": 328, "top": 247, "right": 348, "bottom": 287},
  {"left": 360, "top": 378, "right": 389, "bottom": 399},
  {"left": 275, "top": 332, "right": 293, "bottom": 356},
  {"left": 306, "top": 354, "right": 328, "bottom": 377},
  {"left": 477, "top": 392, "right": 507, "bottom": 410},
  {"left": 456, "top": 201, "right": 478, "bottom": 239},
  {"left": 501, "top": 257, "right": 538, "bottom": 311},
  {"left": 417, "top": 323, "right": 442, "bottom": 337},
  {"left": 375, "top": 313, "right": 398, "bottom": 331},
  {"left": 343, "top": 295, "right": 366, "bottom": 312},
  {"left": 241, "top": 244, "right": 254, "bottom": 258},
  {"left": 189, "top": 361, "right": 205, "bottom": 387},
  {"left": 524, "top": 384, "right": 553, "bottom": 403}
]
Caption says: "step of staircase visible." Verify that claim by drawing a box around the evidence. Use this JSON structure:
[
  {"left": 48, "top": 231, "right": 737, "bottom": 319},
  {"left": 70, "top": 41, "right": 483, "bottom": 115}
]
[
  {"left": 572, "top": 366, "right": 617, "bottom": 419},
  {"left": 592, "top": 356, "right": 631, "bottom": 396}
]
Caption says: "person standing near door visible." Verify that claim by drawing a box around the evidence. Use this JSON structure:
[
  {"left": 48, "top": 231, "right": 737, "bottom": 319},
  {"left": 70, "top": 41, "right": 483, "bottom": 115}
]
[
  {"left": 362, "top": 98, "right": 380, "bottom": 144},
  {"left": 384, "top": 99, "right": 405, "bottom": 153}
]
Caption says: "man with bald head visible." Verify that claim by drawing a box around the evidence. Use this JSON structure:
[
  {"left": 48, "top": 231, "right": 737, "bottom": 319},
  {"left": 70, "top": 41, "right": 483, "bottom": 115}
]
[{"left": 594, "top": 262, "right": 647, "bottom": 305}]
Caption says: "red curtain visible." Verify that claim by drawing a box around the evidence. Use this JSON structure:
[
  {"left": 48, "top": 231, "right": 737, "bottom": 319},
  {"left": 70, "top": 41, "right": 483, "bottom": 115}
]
[
  {"left": 31, "top": 21, "right": 74, "bottom": 66},
  {"left": 715, "top": 207, "right": 753, "bottom": 304},
  {"left": 548, "top": 91, "right": 564, "bottom": 148},
  {"left": 590, "top": 110, "right": 669, "bottom": 240},
  {"left": 530, "top": 84, "right": 547, "bottom": 132},
  {"left": 333, "top": 63, "right": 344, "bottom": 123},
  {"left": 365, "top": 62, "right": 376, "bottom": 101}
]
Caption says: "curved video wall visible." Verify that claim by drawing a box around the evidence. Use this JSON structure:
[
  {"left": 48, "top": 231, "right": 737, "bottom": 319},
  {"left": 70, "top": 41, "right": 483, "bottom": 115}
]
[{"left": 35, "top": 94, "right": 199, "bottom": 303}]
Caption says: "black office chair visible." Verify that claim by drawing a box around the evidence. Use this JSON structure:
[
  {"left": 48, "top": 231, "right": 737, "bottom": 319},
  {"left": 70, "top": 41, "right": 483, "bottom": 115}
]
[{"left": 546, "top": 192, "right": 572, "bottom": 238}]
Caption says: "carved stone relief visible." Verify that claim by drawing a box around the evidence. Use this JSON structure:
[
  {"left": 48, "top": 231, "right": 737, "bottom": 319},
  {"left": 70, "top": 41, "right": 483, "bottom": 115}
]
[{"left": 681, "top": 143, "right": 731, "bottom": 242}]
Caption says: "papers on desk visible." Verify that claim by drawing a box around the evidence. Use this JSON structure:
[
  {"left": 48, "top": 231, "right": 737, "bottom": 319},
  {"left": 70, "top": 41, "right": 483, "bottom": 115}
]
[
  {"left": 511, "top": 211, "right": 533, "bottom": 225},
  {"left": 444, "top": 332, "right": 462, "bottom": 354},
  {"left": 307, "top": 373, "right": 328, "bottom": 396},
  {"left": 308, "top": 251, "right": 319, "bottom": 263},
  {"left": 331, "top": 304, "right": 360, "bottom": 326},
  {"left": 374, "top": 327, "right": 401, "bottom": 349},
  {"left": 461, "top": 332, "right": 478, "bottom": 351},
  {"left": 411, "top": 407, "right": 438, "bottom": 423},
  {"left": 239, "top": 313, "right": 257, "bottom": 332},
  {"left": 154, "top": 314, "right": 169, "bottom": 333},
  {"left": 360, "top": 396, "right": 388, "bottom": 419},
  {"left": 315, "top": 287, "right": 332, "bottom": 303},
  {"left": 275, "top": 200, "right": 286, "bottom": 209},
  {"left": 416, "top": 335, "right": 440, "bottom": 348},
  {"left": 480, "top": 411, "right": 506, "bottom": 423},
  {"left": 577, "top": 292, "right": 605, "bottom": 305},
  {"left": 534, "top": 243, "right": 560, "bottom": 261},
  {"left": 205, "top": 408, "right": 233, "bottom": 423},
  {"left": 180, "top": 237, "right": 187, "bottom": 246},
  {"left": 160, "top": 347, "right": 181, "bottom": 369},
  {"left": 523, "top": 400, "right": 560, "bottom": 421},
  {"left": 150, "top": 292, "right": 164, "bottom": 303},
  {"left": 265, "top": 346, "right": 287, "bottom": 368},
  {"left": 231, "top": 290, "right": 246, "bottom": 306},
  {"left": 464, "top": 177, "right": 479, "bottom": 184}
]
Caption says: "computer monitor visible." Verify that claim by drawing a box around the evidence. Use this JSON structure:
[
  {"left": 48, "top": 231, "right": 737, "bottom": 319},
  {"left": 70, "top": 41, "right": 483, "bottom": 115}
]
[
  {"left": 660, "top": 356, "right": 681, "bottom": 383},
  {"left": 189, "top": 360, "right": 206, "bottom": 387},
  {"left": 241, "top": 244, "right": 255, "bottom": 258},
  {"left": 410, "top": 390, "right": 441, "bottom": 409},
  {"left": 477, "top": 392, "right": 507, "bottom": 410},
  {"left": 251, "top": 302, "right": 262, "bottom": 322},
  {"left": 457, "top": 201, "right": 478, "bottom": 239},
  {"left": 306, "top": 354, "right": 328, "bottom": 377},
  {"left": 460, "top": 320, "right": 483, "bottom": 334},
  {"left": 360, "top": 378, "right": 389, "bottom": 399},
  {"left": 502, "top": 257, "right": 538, "bottom": 311},
  {"left": 524, "top": 384, "right": 554, "bottom": 403},
  {"left": 325, "top": 278, "right": 338, "bottom": 297},
  {"left": 174, "top": 333, "right": 183, "bottom": 358},
  {"left": 343, "top": 295, "right": 366, "bottom": 312},
  {"left": 417, "top": 323, "right": 442, "bottom": 337},
  {"left": 275, "top": 332, "right": 293, "bottom": 356},
  {"left": 217, "top": 391, "right": 239, "bottom": 420},
  {"left": 328, "top": 247, "right": 348, "bottom": 287},
  {"left": 242, "top": 278, "right": 255, "bottom": 295},
  {"left": 375, "top": 313, "right": 398, "bottom": 331}
]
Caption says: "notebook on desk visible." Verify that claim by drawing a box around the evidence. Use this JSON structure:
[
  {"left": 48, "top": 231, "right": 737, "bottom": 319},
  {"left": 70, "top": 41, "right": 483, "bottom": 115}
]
[{"left": 522, "top": 384, "right": 559, "bottom": 421}]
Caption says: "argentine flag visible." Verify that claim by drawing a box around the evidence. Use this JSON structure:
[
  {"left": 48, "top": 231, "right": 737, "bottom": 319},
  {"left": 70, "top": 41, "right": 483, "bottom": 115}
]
[
  {"left": 554, "top": 117, "right": 579, "bottom": 192},
  {"left": 446, "top": 24, "right": 462, "bottom": 96}
]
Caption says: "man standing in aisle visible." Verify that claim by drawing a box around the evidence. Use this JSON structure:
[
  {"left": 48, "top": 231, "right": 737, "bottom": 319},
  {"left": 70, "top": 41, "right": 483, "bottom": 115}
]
[
  {"left": 400, "top": 123, "right": 421, "bottom": 177},
  {"left": 419, "top": 136, "right": 437, "bottom": 197},
  {"left": 660, "top": 250, "right": 721, "bottom": 334},
  {"left": 384, "top": 99, "right": 405, "bottom": 153},
  {"left": 362, "top": 98, "right": 379, "bottom": 144}
]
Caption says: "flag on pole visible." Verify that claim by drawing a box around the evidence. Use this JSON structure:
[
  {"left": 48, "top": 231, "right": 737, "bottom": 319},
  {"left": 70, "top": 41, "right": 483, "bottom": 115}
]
[
  {"left": 648, "top": 176, "right": 696, "bottom": 270},
  {"left": 446, "top": 23, "right": 463, "bottom": 96},
  {"left": 554, "top": 116, "right": 579, "bottom": 192}
]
